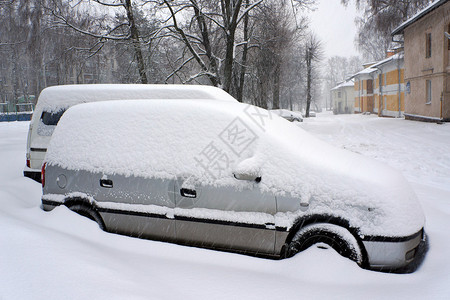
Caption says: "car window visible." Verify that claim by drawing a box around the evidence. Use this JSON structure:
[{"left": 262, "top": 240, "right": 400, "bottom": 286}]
[
  {"left": 37, "top": 110, "right": 66, "bottom": 136},
  {"left": 41, "top": 110, "right": 65, "bottom": 126}
]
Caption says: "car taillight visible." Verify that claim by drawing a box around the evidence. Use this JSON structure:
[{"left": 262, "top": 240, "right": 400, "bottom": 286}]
[
  {"left": 41, "top": 163, "right": 46, "bottom": 187},
  {"left": 26, "top": 159, "right": 30, "bottom": 168}
]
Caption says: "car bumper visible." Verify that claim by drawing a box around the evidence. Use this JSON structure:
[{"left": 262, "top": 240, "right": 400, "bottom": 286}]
[
  {"left": 363, "top": 229, "right": 425, "bottom": 270},
  {"left": 24, "top": 166, "right": 41, "bottom": 183}
]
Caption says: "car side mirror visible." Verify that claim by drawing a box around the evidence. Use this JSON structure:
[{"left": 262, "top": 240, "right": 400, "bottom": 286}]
[{"left": 233, "top": 172, "right": 261, "bottom": 183}]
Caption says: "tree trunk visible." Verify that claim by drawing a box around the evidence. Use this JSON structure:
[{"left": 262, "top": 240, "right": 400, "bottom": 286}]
[
  {"left": 289, "top": 89, "right": 293, "bottom": 111},
  {"left": 223, "top": 33, "right": 235, "bottom": 92},
  {"left": 124, "top": 0, "right": 147, "bottom": 84},
  {"left": 258, "top": 78, "right": 268, "bottom": 109},
  {"left": 272, "top": 62, "right": 280, "bottom": 109},
  {"left": 236, "top": 0, "right": 249, "bottom": 103},
  {"left": 221, "top": 0, "right": 243, "bottom": 93},
  {"left": 305, "top": 48, "right": 312, "bottom": 118},
  {"left": 193, "top": 6, "right": 220, "bottom": 87}
]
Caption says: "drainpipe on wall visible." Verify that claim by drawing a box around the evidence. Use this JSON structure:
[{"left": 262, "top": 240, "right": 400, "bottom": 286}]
[
  {"left": 344, "top": 89, "right": 348, "bottom": 113},
  {"left": 359, "top": 79, "right": 362, "bottom": 113},
  {"left": 398, "top": 57, "right": 402, "bottom": 118},
  {"left": 375, "top": 68, "right": 382, "bottom": 117}
]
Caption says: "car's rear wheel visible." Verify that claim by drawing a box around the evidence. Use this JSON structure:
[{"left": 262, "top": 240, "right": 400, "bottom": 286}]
[
  {"left": 285, "top": 223, "right": 364, "bottom": 266},
  {"left": 68, "top": 204, "right": 106, "bottom": 231}
]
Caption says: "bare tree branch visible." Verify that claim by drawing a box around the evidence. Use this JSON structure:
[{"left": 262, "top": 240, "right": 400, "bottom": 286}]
[
  {"left": 92, "top": 0, "right": 125, "bottom": 7},
  {"left": 51, "top": 11, "right": 132, "bottom": 41},
  {"left": 165, "top": 56, "right": 195, "bottom": 82},
  {"left": 236, "top": 0, "right": 263, "bottom": 25}
]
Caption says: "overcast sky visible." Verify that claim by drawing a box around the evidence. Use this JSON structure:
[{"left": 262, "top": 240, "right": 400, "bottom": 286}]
[{"left": 308, "top": 1, "right": 360, "bottom": 59}]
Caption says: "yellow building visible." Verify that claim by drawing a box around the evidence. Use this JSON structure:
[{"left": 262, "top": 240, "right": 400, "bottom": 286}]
[
  {"left": 392, "top": 0, "right": 450, "bottom": 122},
  {"left": 350, "top": 53, "right": 405, "bottom": 117},
  {"left": 372, "top": 52, "right": 405, "bottom": 117},
  {"left": 352, "top": 64, "right": 376, "bottom": 113}
]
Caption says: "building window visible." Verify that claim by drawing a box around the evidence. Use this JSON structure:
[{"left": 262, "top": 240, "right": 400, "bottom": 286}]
[
  {"left": 426, "top": 33, "right": 432, "bottom": 58},
  {"left": 367, "top": 79, "right": 373, "bottom": 94},
  {"left": 338, "top": 91, "right": 341, "bottom": 98},
  {"left": 426, "top": 80, "right": 432, "bottom": 104},
  {"left": 448, "top": 24, "right": 450, "bottom": 50}
]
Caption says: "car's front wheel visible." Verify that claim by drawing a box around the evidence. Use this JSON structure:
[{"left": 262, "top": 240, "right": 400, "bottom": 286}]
[{"left": 285, "top": 223, "right": 365, "bottom": 266}]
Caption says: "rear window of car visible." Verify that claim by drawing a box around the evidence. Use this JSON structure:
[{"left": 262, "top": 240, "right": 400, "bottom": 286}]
[{"left": 41, "top": 110, "right": 65, "bottom": 126}]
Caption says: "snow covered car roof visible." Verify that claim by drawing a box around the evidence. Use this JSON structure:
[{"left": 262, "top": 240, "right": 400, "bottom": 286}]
[
  {"left": 271, "top": 109, "right": 293, "bottom": 117},
  {"left": 45, "top": 100, "right": 424, "bottom": 238},
  {"left": 270, "top": 109, "right": 303, "bottom": 119},
  {"left": 33, "top": 84, "right": 237, "bottom": 116}
]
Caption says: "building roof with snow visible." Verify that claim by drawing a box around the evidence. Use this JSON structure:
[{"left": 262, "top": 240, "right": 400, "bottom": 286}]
[
  {"left": 370, "top": 52, "right": 404, "bottom": 69},
  {"left": 331, "top": 79, "right": 354, "bottom": 91},
  {"left": 350, "top": 65, "right": 377, "bottom": 80},
  {"left": 392, "top": 0, "right": 448, "bottom": 35}
]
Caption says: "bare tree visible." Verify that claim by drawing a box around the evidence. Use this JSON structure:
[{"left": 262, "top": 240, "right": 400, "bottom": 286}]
[
  {"left": 304, "top": 33, "right": 322, "bottom": 117},
  {"left": 51, "top": 0, "right": 160, "bottom": 84},
  {"left": 158, "top": 0, "right": 314, "bottom": 97},
  {"left": 247, "top": 0, "right": 310, "bottom": 109},
  {"left": 235, "top": 0, "right": 250, "bottom": 102},
  {"left": 0, "top": 0, "right": 48, "bottom": 102},
  {"left": 325, "top": 55, "right": 362, "bottom": 87},
  {"left": 341, "top": 0, "right": 433, "bottom": 60},
  {"left": 159, "top": 0, "right": 265, "bottom": 92},
  {"left": 323, "top": 55, "right": 362, "bottom": 109},
  {"left": 0, "top": 0, "right": 318, "bottom": 109}
]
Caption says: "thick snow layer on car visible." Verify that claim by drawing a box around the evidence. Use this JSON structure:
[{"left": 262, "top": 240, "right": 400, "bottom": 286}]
[
  {"left": 32, "top": 84, "right": 237, "bottom": 117},
  {"left": 45, "top": 100, "right": 424, "bottom": 237},
  {"left": 2, "top": 115, "right": 450, "bottom": 299}
]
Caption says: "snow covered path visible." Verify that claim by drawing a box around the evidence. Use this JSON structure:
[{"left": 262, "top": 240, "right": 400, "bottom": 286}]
[{"left": 1, "top": 114, "right": 449, "bottom": 299}]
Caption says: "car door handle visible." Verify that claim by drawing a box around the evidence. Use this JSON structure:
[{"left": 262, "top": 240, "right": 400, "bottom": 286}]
[
  {"left": 100, "top": 179, "right": 113, "bottom": 188},
  {"left": 180, "top": 188, "right": 196, "bottom": 198}
]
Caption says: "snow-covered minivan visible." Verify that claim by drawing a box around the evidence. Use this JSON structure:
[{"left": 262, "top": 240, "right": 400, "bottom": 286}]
[
  {"left": 24, "top": 84, "right": 237, "bottom": 182},
  {"left": 41, "top": 99, "right": 426, "bottom": 271}
]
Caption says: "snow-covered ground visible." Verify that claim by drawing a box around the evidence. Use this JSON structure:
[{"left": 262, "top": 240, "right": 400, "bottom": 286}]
[{"left": 1, "top": 113, "right": 449, "bottom": 299}]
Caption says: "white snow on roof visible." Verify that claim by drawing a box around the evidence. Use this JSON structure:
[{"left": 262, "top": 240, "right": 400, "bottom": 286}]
[
  {"left": 349, "top": 53, "right": 404, "bottom": 81},
  {"left": 392, "top": 0, "right": 446, "bottom": 35},
  {"left": 370, "top": 52, "right": 404, "bottom": 69},
  {"left": 353, "top": 66, "right": 377, "bottom": 77},
  {"left": 45, "top": 100, "right": 424, "bottom": 237},
  {"left": 34, "top": 84, "right": 237, "bottom": 115},
  {"left": 331, "top": 79, "right": 354, "bottom": 91}
]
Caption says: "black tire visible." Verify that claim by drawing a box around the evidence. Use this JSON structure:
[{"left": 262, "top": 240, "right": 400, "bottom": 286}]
[
  {"left": 68, "top": 204, "right": 106, "bottom": 231},
  {"left": 285, "top": 223, "right": 363, "bottom": 266}
]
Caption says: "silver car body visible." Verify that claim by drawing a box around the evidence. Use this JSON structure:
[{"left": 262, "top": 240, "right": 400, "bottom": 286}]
[
  {"left": 270, "top": 109, "right": 303, "bottom": 122},
  {"left": 42, "top": 99, "right": 425, "bottom": 270}
]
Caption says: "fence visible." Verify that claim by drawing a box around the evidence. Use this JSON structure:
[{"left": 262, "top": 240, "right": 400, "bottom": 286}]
[{"left": 0, "top": 102, "right": 34, "bottom": 122}]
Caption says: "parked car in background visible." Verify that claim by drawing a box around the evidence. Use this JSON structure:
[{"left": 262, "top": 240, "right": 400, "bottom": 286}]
[
  {"left": 42, "top": 99, "right": 425, "bottom": 272},
  {"left": 270, "top": 109, "right": 303, "bottom": 122},
  {"left": 24, "top": 84, "right": 237, "bottom": 182}
]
